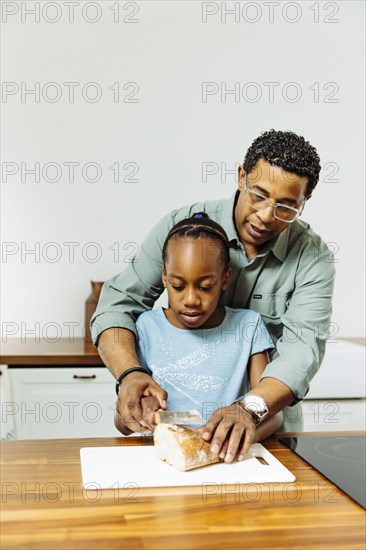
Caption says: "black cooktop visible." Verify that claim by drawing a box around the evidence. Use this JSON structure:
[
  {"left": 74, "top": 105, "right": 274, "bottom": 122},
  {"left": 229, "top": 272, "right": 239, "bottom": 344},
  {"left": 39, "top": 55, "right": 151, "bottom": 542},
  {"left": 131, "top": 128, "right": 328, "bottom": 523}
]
[{"left": 280, "top": 435, "right": 366, "bottom": 509}]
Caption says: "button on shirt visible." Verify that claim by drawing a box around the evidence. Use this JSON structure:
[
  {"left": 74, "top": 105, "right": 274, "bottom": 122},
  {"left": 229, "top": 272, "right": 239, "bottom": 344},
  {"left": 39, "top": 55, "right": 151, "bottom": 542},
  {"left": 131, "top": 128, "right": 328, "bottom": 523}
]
[{"left": 92, "top": 191, "right": 335, "bottom": 407}]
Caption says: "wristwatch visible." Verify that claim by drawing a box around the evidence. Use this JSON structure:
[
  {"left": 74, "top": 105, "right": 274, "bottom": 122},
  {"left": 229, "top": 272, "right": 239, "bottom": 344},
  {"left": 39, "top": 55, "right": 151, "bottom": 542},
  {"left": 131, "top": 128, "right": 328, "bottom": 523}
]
[{"left": 236, "top": 394, "right": 269, "bottom": 425}]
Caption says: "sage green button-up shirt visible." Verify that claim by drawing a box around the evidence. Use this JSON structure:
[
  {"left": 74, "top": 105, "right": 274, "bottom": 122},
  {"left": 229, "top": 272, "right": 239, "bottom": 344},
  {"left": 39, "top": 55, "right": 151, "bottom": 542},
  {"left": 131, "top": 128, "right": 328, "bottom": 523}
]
[{"left": 92, "top": 192, "right": 335, "bottom": 414}]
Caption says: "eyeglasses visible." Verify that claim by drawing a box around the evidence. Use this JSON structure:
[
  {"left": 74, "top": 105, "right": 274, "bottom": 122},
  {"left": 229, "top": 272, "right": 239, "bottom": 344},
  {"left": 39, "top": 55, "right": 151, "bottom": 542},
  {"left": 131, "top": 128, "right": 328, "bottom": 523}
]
[{"left": 244, "top": 176, "right": 305, "bottom": 223}]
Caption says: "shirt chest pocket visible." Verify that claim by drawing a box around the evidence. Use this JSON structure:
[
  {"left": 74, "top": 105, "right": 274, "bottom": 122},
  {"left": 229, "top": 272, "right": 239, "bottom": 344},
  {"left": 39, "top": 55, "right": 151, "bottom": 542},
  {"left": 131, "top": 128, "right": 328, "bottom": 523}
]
[
  {"left": 249, "top": 293, "right": 288, "bottom": 319},
  {"left": 249, "top": 293, "right": 288, "bottom": 346}
]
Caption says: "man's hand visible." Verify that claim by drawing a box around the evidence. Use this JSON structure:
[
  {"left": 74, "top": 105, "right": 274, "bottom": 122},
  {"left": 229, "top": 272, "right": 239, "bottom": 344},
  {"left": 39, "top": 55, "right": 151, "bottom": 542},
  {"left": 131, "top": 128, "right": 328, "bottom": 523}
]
[
  {"left": 115, "top": 372, "right": 167, "bottom": 434},
  {"left": 140, "top": 395, "right": 162, "bottom": 430},
  {"left": 198, "top": 403, "right": 256, "bottom": 463}
]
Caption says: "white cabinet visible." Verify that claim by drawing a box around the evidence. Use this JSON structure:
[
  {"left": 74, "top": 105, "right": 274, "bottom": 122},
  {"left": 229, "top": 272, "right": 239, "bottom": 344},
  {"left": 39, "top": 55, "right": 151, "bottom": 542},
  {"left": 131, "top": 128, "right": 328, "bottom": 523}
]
[
  {"left": 301, "top": 399, "right": 366, "bottom": 432},
  {"left": 301, "top": 341, "right": 366, "bottom": 432},
  {"left": 8, "top": 367, "right": 122, "bottom": 439}
]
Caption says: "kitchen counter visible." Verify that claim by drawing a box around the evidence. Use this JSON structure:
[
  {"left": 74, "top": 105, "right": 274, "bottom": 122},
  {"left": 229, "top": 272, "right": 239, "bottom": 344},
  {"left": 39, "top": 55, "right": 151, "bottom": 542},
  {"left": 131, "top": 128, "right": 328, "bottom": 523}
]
[
  {"left": 0, "top": 338, "right": 103, "bottom": 366},
  {"left": 1, "top": 432, "right": 365, "bottom": 549}
]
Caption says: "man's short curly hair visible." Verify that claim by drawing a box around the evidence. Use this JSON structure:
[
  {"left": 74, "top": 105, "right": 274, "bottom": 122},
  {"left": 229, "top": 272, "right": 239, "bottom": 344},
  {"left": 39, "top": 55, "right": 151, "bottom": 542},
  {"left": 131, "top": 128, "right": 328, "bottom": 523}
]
[{"left": 243, "top": 129, "right": 321, "bottom": 195}]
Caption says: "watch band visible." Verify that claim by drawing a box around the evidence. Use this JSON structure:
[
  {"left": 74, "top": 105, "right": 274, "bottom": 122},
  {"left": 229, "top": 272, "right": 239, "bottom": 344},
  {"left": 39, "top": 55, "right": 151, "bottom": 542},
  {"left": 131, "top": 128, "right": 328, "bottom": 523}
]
[
  {"left": 115, "top": 367, "right": 151, "bottom": 395},
  {"left": 235, "top": 399, "right": 261, "bottom": 425}
]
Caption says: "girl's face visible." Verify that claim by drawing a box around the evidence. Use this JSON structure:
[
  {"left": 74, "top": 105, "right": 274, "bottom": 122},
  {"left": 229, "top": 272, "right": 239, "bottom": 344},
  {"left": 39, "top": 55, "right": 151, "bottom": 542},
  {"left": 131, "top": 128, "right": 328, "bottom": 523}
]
[{"left": 162, "top": 237, "right": 231, "bottom": 330}]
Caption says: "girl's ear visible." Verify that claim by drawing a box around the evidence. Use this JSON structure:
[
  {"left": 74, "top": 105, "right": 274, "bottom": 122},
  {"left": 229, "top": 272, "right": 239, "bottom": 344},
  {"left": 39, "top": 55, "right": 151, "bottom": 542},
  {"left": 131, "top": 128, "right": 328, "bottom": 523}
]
[{"left": 221, "top": 267, "right": 232, "bottom": 290}]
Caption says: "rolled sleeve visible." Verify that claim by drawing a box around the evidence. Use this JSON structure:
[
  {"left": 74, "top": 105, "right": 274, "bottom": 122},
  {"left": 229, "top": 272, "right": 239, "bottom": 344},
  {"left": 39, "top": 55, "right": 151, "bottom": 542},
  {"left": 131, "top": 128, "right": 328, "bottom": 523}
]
[{"left": 91, "top": 310, "right": 138, "bottom": 344}]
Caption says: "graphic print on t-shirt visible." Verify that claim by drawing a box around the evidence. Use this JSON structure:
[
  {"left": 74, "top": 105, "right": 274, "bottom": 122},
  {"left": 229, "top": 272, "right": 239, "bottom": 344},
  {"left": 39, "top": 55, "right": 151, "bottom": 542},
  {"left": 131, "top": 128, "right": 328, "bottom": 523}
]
[
  {"left": 136, "top": 307, "right": 274, "bottom": 418},
  {"left": 150, "top": 341, "right": 227, "bottom": 406}
]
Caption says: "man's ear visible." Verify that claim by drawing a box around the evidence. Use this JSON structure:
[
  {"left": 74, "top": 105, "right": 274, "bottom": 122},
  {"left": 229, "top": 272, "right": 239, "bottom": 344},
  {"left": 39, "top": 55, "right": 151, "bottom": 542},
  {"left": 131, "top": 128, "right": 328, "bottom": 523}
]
[
  {"left": 222, "top": 267, "right": 232, "bottom": 290},
  {"left": 238, "top": 165, "right": 245, "bottom": 192}
]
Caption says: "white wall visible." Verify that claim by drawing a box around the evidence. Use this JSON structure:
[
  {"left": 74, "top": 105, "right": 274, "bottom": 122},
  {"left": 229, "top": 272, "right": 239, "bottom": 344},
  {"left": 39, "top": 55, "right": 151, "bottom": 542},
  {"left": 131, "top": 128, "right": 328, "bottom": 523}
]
[{"left": 1, "top": 1, "right": 365, "bottom": 340}]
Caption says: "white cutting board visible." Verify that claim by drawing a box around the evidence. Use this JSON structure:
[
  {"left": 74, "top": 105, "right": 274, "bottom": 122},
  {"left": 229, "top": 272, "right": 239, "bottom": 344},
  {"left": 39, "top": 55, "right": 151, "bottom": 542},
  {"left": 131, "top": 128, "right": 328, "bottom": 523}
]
[{"left": 80, "top": 444, "right": 295, "bottom": 489}]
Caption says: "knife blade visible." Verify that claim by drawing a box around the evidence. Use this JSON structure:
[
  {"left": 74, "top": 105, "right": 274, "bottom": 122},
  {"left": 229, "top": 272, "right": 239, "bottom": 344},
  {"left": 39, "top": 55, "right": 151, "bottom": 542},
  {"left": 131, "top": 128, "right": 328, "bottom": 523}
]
[{"left": 154, "top": 409, "right": 203, "bottom": 425}]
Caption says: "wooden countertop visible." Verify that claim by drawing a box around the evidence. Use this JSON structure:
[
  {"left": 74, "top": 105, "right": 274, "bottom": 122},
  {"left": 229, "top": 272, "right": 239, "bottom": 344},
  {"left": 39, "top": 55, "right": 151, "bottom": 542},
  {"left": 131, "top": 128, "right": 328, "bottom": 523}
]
[
  {"left": 0, "top": 338, "right": 103, "bottom": 366},
  {"left": 1, "top": 433, "right": 365, "bottom": 549}
]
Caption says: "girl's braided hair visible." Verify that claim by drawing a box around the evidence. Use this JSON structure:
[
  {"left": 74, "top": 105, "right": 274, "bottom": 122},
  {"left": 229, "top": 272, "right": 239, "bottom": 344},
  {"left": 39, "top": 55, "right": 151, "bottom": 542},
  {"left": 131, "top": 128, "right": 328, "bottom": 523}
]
[{"left": 162, "top": 212, "right": 230, "bottom": 269}]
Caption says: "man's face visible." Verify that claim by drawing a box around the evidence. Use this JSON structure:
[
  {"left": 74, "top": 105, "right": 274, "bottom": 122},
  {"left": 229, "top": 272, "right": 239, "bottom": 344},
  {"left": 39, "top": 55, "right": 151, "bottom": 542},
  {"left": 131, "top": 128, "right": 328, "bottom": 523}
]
[{"left": 234, "top": 157, "right": 310, "bottom": 255}]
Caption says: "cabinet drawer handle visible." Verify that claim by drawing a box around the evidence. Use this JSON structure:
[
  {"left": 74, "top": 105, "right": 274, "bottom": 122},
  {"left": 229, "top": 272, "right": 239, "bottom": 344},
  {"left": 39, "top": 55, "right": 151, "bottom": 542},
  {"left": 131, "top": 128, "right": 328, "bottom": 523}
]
[{"left": 73, "top": 374, "right": 97, "bottom": 380}]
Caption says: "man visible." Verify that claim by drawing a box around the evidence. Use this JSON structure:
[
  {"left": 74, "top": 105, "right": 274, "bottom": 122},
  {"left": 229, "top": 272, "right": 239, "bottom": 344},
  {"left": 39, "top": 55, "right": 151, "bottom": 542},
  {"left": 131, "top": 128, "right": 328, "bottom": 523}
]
[{"left": 92, "top": 129, "right": 335, "bottom": 461}]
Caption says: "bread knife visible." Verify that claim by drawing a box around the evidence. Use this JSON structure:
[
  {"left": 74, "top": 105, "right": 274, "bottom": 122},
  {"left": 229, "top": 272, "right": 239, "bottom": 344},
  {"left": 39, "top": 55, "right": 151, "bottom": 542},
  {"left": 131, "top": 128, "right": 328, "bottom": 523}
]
[{"left": 154, "top": 409, "right": 203, "bottom": 425}]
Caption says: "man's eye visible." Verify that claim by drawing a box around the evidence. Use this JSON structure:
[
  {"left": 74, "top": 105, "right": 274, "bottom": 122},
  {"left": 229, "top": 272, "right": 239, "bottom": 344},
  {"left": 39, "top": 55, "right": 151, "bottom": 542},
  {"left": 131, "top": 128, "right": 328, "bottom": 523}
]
[
  {"left": 276, "top": 204, "right": 292, "bottom": 213},
  {"left": 252, "top": 192, "right": 266, "bottom": 202}
]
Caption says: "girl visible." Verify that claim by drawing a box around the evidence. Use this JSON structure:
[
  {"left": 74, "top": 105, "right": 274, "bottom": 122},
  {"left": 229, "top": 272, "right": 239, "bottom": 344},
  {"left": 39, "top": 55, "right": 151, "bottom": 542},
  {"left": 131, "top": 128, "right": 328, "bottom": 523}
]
[{"left": 116, "top": 213, "right": 282, "bottom": 460}]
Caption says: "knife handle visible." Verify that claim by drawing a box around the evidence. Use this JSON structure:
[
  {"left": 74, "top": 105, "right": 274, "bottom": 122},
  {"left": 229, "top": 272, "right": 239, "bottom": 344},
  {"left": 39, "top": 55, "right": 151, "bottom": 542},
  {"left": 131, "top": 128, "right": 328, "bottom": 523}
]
[{"left": 154, "top": 411, "right": 162, "bottom": 424}]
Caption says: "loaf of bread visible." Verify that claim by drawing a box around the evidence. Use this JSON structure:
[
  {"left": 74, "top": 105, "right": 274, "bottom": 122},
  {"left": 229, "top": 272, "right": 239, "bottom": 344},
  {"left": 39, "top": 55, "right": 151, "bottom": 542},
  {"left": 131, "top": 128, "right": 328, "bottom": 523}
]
[{"left": 154, "top": 423, "right": 221, "bottom": 471}]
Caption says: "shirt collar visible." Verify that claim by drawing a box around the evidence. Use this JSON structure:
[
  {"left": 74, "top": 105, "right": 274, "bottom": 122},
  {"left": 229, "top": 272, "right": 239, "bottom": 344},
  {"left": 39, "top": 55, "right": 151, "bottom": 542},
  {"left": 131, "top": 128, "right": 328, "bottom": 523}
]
[
  {"left": 224, "top": 190, "right": 290, "bottom": 263},
  {"left": 223, "top": 191, "right": 241, "bottom": 243}
]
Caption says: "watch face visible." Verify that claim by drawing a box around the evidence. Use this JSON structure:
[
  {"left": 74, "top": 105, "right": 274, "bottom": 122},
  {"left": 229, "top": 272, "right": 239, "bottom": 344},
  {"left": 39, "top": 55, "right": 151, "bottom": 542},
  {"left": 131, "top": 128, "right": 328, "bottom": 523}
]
[
  {"left": 243, "top": 395, "right": 266, "bottom": 413},
  {"left": 243, "top": 395, "right": 269, "bottom": 422}
]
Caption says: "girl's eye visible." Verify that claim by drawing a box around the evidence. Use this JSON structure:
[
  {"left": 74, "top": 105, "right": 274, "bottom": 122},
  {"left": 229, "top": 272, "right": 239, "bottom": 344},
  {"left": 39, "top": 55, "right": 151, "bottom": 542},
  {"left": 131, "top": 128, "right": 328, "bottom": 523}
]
[
  {"left": 172, "top": 286, "right": 183, "bottom": 291},
  {"left": 199, "top": 287, "right": 212, "bottom": 292}
]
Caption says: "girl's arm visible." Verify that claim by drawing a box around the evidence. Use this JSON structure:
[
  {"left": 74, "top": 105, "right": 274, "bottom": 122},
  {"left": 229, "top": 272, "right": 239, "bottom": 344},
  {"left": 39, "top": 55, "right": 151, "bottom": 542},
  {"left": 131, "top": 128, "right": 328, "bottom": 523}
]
[{"left": 248, "top": 351, "right": 283, "bottom": 441}]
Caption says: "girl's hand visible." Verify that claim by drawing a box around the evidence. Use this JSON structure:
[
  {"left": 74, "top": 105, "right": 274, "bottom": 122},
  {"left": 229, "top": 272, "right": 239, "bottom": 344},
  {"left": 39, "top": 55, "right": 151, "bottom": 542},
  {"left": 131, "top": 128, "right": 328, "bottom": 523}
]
[{"left": 198, "top": 403, "right": 256, "bottom": 463}]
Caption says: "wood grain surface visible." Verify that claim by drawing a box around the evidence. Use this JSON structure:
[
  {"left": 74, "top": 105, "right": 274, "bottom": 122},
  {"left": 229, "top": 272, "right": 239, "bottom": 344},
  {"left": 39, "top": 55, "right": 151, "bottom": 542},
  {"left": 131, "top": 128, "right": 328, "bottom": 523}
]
[
  {"left": 1, "top": 432, "right": 365, "bottom": 549},
  {"left": 0, "top": 338, "right": 103, "bottom": 366}
]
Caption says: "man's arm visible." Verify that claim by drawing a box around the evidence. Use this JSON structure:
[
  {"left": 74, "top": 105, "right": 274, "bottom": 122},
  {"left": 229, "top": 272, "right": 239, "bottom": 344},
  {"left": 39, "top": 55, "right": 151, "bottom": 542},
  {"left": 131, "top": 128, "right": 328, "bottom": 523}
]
[
  {"left": 97, "top": 327, "right": 140, "bottom": 380},
  {"left": 200, "top": 351, "right": 288, "bottom": 461},
  {"left": 247, "top": 244, "right": 335, "bottom": 440},
  {"left": 248, "top": 377, "right": 295, "bottom": 416},
  {"left": 98, "top": 327, "right": 167, "bottom": 433},
  {"left": 245, "top": 352, "right": 289, "bottom": 441},
  {"left": 259, "top": 237, "right": 336, "bottom": 406}
]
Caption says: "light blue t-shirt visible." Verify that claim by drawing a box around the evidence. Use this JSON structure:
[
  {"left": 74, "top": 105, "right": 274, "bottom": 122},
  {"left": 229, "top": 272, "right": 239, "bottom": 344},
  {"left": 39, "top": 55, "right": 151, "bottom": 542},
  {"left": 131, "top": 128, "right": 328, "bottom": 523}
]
[{"left": 136, "top": 307, "right": 274, "bottom": 422}]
